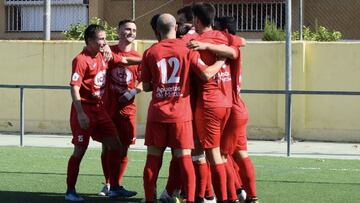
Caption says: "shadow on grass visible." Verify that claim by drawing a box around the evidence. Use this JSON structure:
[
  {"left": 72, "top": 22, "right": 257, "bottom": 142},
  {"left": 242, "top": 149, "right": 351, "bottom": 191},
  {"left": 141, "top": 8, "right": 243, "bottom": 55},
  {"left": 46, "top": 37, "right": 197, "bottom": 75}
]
[
  {"left": 0, "top": 191, "right": 143, "bottom": 203},
  {"left": 0, "top": 170, "right": 168, "bottom": 180}
]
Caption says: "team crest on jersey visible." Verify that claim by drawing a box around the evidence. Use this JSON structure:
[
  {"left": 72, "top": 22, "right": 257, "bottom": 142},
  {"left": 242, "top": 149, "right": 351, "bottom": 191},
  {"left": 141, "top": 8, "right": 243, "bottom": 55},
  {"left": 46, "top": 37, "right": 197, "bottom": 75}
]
[
  {"left": 94, "top": 70, "right": 106, "bottom": 88},
  {"left": 72, "top": 72, "right": 80, "bottom": 81},
  {"left": 111, "top": 67, "right": 133, "bottom": 85}
]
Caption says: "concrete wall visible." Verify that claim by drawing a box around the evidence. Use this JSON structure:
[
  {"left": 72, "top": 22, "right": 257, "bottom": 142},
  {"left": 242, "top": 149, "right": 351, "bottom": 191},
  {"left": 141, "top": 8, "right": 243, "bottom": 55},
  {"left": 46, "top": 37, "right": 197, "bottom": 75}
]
[{"left": 0, "top": 40, "right": 359, "bottom": 142}]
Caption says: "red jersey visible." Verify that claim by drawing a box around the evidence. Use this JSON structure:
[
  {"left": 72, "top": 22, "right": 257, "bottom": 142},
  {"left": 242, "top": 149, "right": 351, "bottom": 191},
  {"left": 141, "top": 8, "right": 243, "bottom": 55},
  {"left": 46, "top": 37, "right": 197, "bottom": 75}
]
[
  {"left": 229, "top": 35, "right": 248, "bottom": 118},
  {"left": 181, "top": 28, "right": 199, "bottom": 43},
  {"left": 141, "top": 38, "right": 208, "bottom": 123},
  {"left": 70, "top": 49, "right": 108, "bottom": 104},
  {"left": 106, "top": 45, "right": 141, "bottom": 117},
  {"left": 195, "top": 30, "right": 233, "bottom": 108}
]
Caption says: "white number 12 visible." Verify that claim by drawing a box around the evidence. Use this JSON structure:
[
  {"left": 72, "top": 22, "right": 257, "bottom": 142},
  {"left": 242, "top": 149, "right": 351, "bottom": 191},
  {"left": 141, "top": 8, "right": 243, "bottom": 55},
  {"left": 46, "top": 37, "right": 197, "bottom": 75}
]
[{"left": 157, "top": 57, "right": 180, "bottom": 84}]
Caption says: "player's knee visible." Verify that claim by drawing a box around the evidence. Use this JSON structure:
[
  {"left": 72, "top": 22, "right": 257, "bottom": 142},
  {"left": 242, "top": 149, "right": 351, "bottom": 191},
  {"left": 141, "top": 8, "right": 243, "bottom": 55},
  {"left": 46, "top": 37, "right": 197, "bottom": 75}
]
[
  {"left": 102, "top": 136, "right": 121, "bottom": 150},
  {"left": 72, "top": 145, "right": 87, "bottom": 158},
  {"left": 147, "top": 146, "right": 165, "bottom": 156},
  {"left": 192, "top": 153, "right": 206, "bottom": 163},
  {"left": 205, "top": 147, "right": 223, "bottom": 164},
  {"left": 173, "top": 148, "right": 191, "bottom": 157},
  {"left": 233, "top": 150, "right": 248, "bottom": 159},
  {"left": 120, "top": 145, "right": 130, "bottom": 157}
]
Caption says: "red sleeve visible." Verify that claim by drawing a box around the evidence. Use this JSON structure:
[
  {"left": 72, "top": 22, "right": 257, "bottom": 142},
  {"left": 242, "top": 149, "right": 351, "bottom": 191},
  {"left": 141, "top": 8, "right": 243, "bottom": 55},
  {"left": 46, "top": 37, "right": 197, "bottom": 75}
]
[
  {"left": 111, "top": 52, "right": 123, "bottom": 64},
  {"left": 140, "top": 50, "right": 151, "bottom": 83},
  {"left": 132, "top": 51, "right": 142, "bottom": 83},
  {"left": 135, "top": 65, "right": 141, "bottom": 83},
  {"left": 189, "top": 50, "right": 208, "bottom": 77},
  {"left": 70, "top": 56, "right": 87, "bottom": 86},
  {"left": 230, "top": 35, "right": 245, "bottom": 60}
]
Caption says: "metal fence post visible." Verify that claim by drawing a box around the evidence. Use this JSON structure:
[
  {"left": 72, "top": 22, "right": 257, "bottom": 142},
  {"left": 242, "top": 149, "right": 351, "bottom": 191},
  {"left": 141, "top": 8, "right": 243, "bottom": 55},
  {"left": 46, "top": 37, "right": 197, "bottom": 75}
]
[
  {"left": 43, "top": 0, "right": 51, "bottom": 40},
  {"left": 285, "top": 0, "right": 293, "bottom": 157},
  {"left": 299, "top": 0, "right": 303, "bottom": 40},
  {"left": 20, "top": 87, "right": 24, "bottom": 147}
]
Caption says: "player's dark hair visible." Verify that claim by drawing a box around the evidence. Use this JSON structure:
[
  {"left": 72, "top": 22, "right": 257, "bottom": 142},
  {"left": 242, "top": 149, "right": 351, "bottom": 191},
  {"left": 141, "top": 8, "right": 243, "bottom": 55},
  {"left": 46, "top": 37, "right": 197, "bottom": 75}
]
[
  {"left": 192, "top": 3, "right": 216, "bottom": 27},
  {"left": 177, "top": 6, "right": 193, "bottom": 23},
  {"left": 150, "top": 14, "right": 160, "bottom": 32},
  {"left": 118, "top": 19, "right": 135, "bottom": 28},
  {"left": 214, "top": 16, "right": 237, "bottom": 35},
  {"left": 84, "top": 24, "right": 105, "bottom": 45},
  {"left": 176, "top": 22, "right": 191, "bottom": 38}
]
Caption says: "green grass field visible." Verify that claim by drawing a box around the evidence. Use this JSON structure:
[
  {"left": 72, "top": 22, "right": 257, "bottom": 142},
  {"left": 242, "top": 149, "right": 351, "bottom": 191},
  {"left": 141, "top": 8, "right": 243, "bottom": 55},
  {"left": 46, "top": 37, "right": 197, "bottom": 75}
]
[{"left": 0, "top": 146, "right": 359, "bottom": 203}]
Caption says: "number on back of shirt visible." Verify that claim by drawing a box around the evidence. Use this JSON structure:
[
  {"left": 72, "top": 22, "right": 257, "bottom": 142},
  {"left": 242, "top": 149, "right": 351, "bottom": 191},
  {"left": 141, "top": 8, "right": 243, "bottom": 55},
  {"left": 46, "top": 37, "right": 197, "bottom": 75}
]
[{"left": 157, "top": 57, "right": 180, "bottom": 84}]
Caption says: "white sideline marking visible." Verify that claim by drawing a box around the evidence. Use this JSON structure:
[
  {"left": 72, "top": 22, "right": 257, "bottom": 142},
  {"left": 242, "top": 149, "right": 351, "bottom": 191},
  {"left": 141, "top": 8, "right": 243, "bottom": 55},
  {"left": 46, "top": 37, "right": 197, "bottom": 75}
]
[
  {"left": 295, "top": 167, "right": 360, "bottom": 172},
  {"left": 257, "top": 165, "right": 360, "bottom": 172}
]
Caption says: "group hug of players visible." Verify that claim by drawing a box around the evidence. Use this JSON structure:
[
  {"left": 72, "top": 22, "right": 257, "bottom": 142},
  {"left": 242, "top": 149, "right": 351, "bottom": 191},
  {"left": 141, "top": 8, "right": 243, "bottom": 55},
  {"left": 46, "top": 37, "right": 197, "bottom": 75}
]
[{"left": 65, "top": 2, "right": 258, "bottom": 203}]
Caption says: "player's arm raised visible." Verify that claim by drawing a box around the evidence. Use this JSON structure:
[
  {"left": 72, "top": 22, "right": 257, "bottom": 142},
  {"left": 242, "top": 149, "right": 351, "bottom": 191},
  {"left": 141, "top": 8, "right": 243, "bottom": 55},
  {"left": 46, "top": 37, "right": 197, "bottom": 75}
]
[
  {"left": 139, "top": 50, "right": 152, "bottom": 92},
  {"left": 188, "top": 40, "right": 237, "bottom": 59},
  {"left": 190, "top": 51, "right": 226, "bottom": 81},
  {"left": 102, "top": 44, "right": 142, "bottom": 65}
]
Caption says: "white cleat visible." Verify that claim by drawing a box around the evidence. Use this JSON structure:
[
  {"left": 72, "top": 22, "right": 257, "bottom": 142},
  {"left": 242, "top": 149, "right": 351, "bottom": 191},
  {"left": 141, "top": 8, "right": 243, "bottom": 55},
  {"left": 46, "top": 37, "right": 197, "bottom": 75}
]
[
  {"left": 98, "top": 183, "right": 110, "bottom": 196},
  {"left": 204, "top": 196, "right": 216, "bottom": 203},
  {"left": 237, "top": 188, "right": 247, "bottom": 203}
]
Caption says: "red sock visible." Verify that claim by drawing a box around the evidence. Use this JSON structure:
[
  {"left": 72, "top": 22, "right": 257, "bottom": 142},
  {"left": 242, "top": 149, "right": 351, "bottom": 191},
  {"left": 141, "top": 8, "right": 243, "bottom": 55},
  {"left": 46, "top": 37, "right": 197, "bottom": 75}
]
[
  {"left": 166, "top": 156, "right": 180, "bottom": 194},
  {"left": 66, "top": 155, "right": 82, "bottom": 190},
  {"left": 205, "top": 163, "right": 214, "bottom": 198},
  {"left": 101, "top": 151, "right": 109, "bottom": 184},
  {"left": 178, "top": 155, "right": 195, "bottom": 202},
  {"left": 118, "top": 156, "right": 128, "bottom": 185},
  {"left": 143, "top": 154, "right": 162, "bottom": 202},
  {"left": 225, "top": 159, "right": 238, "bottom": 201},
  {"left": 210, "top": 163, "right": 227, "bottom": 201},
  {"left": 193, "top": 162, "right": 208, "bottom": 199},
  {"left": 107, "top": 149, "right": 121, "bottom": 188},
  {"left": 231, "top": 157, "right": 243, "bottom": 189},
  {"left": 236, "top": 157, "right": 257, "bottom": 198}
]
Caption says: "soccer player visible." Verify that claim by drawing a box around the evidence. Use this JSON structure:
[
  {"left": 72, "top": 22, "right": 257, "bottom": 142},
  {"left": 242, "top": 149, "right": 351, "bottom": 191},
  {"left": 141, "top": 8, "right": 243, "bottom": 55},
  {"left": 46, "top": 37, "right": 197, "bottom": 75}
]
[
  {"left": 66, "top": 24, "right": 127, "bottom": 201},
  {"left": 141, "top": 13, "right": 226, "bottom": 203},
  {"left": 150, "top": 14, "right": 161, "bottom": 41},
  {"left": 98, "top": 19, "right": 141, "bottom": 197},
  {"left": 215, "top": 17, "right": 259, "bottom": 203},
  {"left": 177, "top": 5, "right": 198, "bottom": 42},
  {"left": 188, "top": 3, "right": 238, "bottom": 203}
]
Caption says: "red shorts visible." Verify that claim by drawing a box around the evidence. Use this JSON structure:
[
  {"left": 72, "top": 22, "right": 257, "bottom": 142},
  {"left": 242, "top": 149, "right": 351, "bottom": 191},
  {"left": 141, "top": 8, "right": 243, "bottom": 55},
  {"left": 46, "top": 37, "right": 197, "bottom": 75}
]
[
  {"left": 194, "top": 107, "right": 231, "bottom": 149},
  {"left": 112, "top": 115, "right": 136, "bottom": 146},
  {"left": 221, "top": 110, "right": 249, "bottom": 154},
  {"left": 70, "top": 103, "right": 118, "bottom": 146},
  {"left": 145, "top": 121, "right": 194, "bottom": 149}
]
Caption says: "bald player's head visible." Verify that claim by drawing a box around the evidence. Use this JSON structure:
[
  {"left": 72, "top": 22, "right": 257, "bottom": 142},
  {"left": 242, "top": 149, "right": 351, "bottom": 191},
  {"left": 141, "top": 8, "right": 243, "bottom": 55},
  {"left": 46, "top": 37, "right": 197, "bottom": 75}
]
[{"left": 157, "top": 13, "right": 177, "bottom": 37}]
